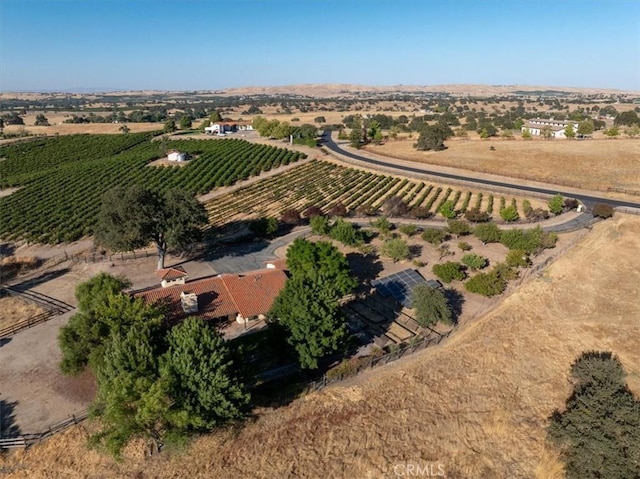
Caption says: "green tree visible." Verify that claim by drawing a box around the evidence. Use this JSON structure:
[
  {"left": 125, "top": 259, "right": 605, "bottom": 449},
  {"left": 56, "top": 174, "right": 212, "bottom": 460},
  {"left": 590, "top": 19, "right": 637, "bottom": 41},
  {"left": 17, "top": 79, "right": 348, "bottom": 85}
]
[
  {"left": 370, "top": 216, "right": 392, "bottom": 236},
  {"left": 411, "top": 284, "right": 452, "bottom": 327},
  {"left": 548, "top": 352, "right": 640, "bottom": 479},
  {"left": 163, "top": 119, "right": 177, "bottom": 133},
  {"left": 349, "top": 116, "right": 363, "bottom": 148},
  {"left": 285, "top": 238, "right": 356, "bottom": 298},
  {"left": 314, "top": 116, "right": 326, "bottom": 125},
  {"left": 58, "top": 273, "right": 143, "bottom": 375},
  {"left": 521, "top": 128, "right": 532, "bottom": 139},
  {"left": 34, "top": 114, "right": 50, "bottom": 126},
  {"left": 380, "top": 237, "right": 410, "bottom": 262},
  {"left": 269, "top": 274, "right": 348, "bottom": 369},
  {"left": 160, "top": 317, "right": 249, "bottom": 431},
  {"left": 548, "top": 194, "right": 564, "bottom": 215},
  {"left": 249, "top": 216, "right": 279, "bottom": 237},
  {"left": 541, "top": 125, "right": 553, "bottom": 140},
  {"left": 564, "top": 123, "right": 576, "bottom": 139},
  {"left": 614, "top": 110, "right": 639, "bottom": 126},
  {"left": 90, "top": 321, "right": 166, "bottom": 456},
  {"left": 432, "top": 261, "right": 466, "bottom": 283},
  {"left": 398, "top": 223, "right": 418, "bottom": 237},
  {"left": 461, "top": 253, "right": 488, "bottom": 270},
  {"left": 577, "top": 119, "right": 594, "bottom": 136},
  {"left": 209, "top": 110, "right": 223, "bottom": 123},
  {"left": 474, "top": 223, "right": 502, "bottom": 244},
  {"left": 414, "top": 122, "right": 453, "bottom": 151},
  {"left": 94, "top": 186, "right": 208, "bottom": 270},
  {"left": 179, "top": 115, "right": 192, "bottom": 129},
  {"left": 505, "top": 249, "right": 531, "bottom": 268},
  {"left": 500, "top": 226, "right": 557, "bottom": 254},
  {"left": 329, "top": 218, "right": 362, "bottom": 246}
]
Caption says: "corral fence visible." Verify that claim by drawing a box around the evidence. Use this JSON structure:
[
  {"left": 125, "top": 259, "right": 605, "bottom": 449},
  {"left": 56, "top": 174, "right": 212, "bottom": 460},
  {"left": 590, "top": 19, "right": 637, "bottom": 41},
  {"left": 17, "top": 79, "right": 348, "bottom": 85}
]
[
  {"left": 0, "top": 287, "right": 74, "bottom": 339},
  {"left": 66, "top": 248, "right": 157, "bottom": 265},
  {"left": 305, "top": 328, "right": 454, "bottom": 393},
  {"left": 0, "top": 411, "right": 88, "bottom": 449}
]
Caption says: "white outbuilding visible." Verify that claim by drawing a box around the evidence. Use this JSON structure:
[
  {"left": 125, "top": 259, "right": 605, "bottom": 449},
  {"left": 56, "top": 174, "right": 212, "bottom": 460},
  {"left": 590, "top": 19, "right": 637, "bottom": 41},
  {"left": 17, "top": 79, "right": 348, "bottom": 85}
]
[{"left": 167, "top": 150, "right": 186, "bottom": 162}]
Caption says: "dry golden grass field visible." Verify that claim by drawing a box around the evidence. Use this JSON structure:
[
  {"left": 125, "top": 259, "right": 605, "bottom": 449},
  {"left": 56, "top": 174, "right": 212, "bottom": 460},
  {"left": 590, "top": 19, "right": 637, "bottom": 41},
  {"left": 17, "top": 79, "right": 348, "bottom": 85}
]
[
  {"left": 365, "top": 137, "right": 640, "bottom": 194},
  {"left": 2, "top": 215, "right": 639, "bottom": 478},
  {"left": 0, "top": 297, "right": 44, "bottom": 330}
]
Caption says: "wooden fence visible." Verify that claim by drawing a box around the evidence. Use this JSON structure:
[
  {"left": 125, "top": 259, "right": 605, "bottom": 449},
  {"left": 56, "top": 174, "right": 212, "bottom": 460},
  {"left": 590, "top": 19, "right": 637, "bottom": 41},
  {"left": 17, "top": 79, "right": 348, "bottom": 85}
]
[{"left": 0, "top": 411, "right": 88, "bottom": 449}]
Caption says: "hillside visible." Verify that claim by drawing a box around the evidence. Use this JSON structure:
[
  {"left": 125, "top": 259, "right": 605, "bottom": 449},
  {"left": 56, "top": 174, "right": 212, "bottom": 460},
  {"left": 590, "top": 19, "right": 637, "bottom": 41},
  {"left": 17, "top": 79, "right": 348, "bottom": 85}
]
[{"left": 1, "top": 215, "right": 639, "bottom": 478}]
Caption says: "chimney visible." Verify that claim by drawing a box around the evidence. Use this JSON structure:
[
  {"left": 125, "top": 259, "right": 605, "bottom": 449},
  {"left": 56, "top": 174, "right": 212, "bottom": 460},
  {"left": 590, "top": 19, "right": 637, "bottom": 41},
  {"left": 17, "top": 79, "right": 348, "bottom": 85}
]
[{"left": 180, "top": 291, "right": 198, "bottom": 314}]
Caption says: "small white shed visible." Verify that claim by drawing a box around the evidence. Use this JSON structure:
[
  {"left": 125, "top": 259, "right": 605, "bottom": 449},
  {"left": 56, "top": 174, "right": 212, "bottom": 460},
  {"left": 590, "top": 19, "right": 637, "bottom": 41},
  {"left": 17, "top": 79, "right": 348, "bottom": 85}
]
[{"left": 167, "top": 150, "right": 186, "bottom": 162}]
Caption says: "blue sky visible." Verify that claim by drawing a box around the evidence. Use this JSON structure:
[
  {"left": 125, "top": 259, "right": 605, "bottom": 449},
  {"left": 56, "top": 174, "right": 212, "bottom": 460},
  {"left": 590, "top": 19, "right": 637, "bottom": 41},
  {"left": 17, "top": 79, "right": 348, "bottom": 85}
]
[{"left": 1, "top": 0, "right": 639, "bottom": 92}]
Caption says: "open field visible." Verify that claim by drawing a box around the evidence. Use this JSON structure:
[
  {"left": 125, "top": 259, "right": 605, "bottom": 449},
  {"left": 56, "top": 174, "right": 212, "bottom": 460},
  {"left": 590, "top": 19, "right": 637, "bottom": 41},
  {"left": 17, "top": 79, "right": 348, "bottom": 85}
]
[
  {"left": 1, "top": 214, "right": 638, "bottom": 478},
  {"left": 365, "top": 137, "right": 640, "bottom": 194}
]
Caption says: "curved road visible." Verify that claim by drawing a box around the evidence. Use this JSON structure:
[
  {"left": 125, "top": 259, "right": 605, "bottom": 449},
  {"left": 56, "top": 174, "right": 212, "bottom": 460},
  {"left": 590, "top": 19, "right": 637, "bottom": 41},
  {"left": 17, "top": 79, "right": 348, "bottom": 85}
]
[{"left": 321, "top": 131, "right": 640, "bottom": 211}]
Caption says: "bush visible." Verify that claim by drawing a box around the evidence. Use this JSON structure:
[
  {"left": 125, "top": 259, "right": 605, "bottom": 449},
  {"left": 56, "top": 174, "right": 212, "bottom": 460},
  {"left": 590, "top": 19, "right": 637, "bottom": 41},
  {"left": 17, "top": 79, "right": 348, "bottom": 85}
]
[
  {"left": 329, "top": 218, "right": 362, "bottom": 246},
  {"left": 506, "top": 249, "right": 531, "bottom": 268},
  {"left": 500, "top": 226, "right": 557, "bottom": 254},
  {"left": 280, "top": 208, "right": 301, "bottom": 225},
  {"left": 464, "top": 263, "right": 515, "bottom": 297},
  {"left": 563, "top": 198, "right": 579, "bottom": 210},
  {"left": 382, "top": 196, "right": 409, "bottom": 217},
  {"left": 528, "top": 208, "right": 550, "bottom": 221},
  {"left": 411, "top": 284, "right": 452, "bottom": 327},
  {"left": 499, "top": 205, "right": 520, "bottom": 222},
  {"left": 548, "top": 194, "right": 564, "bottom": 215},
  {"left": 473, "top": 223, "right": 502, "bottom": 244},
  {"left": 447, "top": 219, "right": 472, "bottom": 237},
  {"left": 457, "top": 241, "right": 472, "bottom": 251},
  {"left": 380, "top": 238, "right": 410, "bottom": 262},
  {"left": 464, "top": 208, "right": 490, "bottom": 222},
  {"left": 522, "top": 199, "right": 533, "bottom": 218},
  {"left": 249, "top": 217, "right": 279, "bottom": 237},
  {"left": 329, "top": 202, "right": 348, "bottom": 217},
  {"left": 303, "top": 205, "right": 323, "bottom": 218},
  {"left": 355, "top": 204, "right": 378, "bottom": 216},
  {"left": 310, "top": 215, "right": 330, "bottom": 236},
  {"left": 461, "top": 253, "right": 488, "bottom": 270},
  {"left": 398, "top": 223, "right": 418, "bottom": 237},
  {"left": 409, "top": 206, "right": 434, "bottom": 219},
  {"left": 439, "top": 200, "right": 457, "bottom": 219},
  {"left": 592, "top": 203, "right": 614, "bottom": 219},
  {"left": 421, "top": 228, "right": 449, "bottom": 245},
  {"left": 432, "top": 261, "right": 466, "bottom": 283},
  {"left": 370, "top": 216, "right": 393, "bottom": 235}
]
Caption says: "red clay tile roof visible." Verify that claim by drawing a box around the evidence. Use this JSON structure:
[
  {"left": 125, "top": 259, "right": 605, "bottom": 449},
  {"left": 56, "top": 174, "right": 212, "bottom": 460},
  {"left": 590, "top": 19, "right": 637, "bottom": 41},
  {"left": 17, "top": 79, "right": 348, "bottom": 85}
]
[
  {"left": 156, "top": 266, "right": 188, "bottom": 281},
  {"left": 219, "top": 269, "right": 288, "bottom": 319},
  {"left": 135, "top": 268, "right": 288, "bottom": 321}
]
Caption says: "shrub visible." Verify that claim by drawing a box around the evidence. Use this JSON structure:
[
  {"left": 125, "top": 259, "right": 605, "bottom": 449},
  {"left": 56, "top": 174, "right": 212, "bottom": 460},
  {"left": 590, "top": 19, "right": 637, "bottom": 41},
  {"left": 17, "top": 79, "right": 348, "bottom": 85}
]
[
  {"left": 280, "top": 208, "right": 301, "bottom": 225},
  {"left": 464, "top": 207, "right": 491, "bottom": 222},
  {"left": 421, "top": 228, "right": 449, "bottom": 245},
  {"left": 461, "top": 253, "right": 488, "bottom": 270},
  {"left": 447, "top": 219, "right": 472, "bottom": 237},
  {"left": 528, "top": 208, "right": 550, "bottom": 221},
  {"left": 439, "top": 200, "right": 457, "bottom": 219},
  {"left": 310, "top": 215, "right": 330, "bottom": 236},
  {"left": 499, "top": 205, "right": 520, "bottom": 222},
  {"left": 457, "top": 241, "right": 472, "bottom": 251},
  {"left": 506, "top": 249, "right": 531, "bottom": 268},
  {"left": 548, "top": 194, "right": 564, "bottom": 215},
  {"left": 380, "top": 238, "right": 410, "bottom": 262},
  {"left": 500, "top": 226, "right": 557, "bottom": 254},
  {"left": 592, "top": 203, "right": 614, "bottom": 219},
  {"left": 409, "top": 206, "right": 434, "bottom": 219},
  {"left": 329, "top": 202, "right": 348, "bottom": 217},
  {"left": 329, "top": 218, "right": 362, "bottom": 246},
  {"left": 563, "top": 198, "right": 579, "bottom": 210},
  {"left": 474, "top": 223, "right": 502, "bottom": 244},
  {"left": 398, "top": 223, "right": 418, "bottom": 237},
  {"left": 303, "top": 205, "right": 323, "bottom": 219},
  {"left": 522, "top": 199, "right": 533, "bottom": 218},
  {"left": 382, "top": 196, "right": 409, "bottom": 217},
  {"left": 370, "top": 216, "right": 393, "bottom": 235},
  {"left": 432, "top": 261, "right": 466, "bottom": 283},
  {"left": 464, "top": 263, "right": 515, "bottom": 297}
]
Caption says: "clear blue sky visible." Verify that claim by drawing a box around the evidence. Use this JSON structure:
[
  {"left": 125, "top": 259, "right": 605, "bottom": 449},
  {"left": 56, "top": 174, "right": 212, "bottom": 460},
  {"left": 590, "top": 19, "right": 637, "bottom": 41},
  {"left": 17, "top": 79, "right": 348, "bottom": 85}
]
[{"left": 1, "top": 0, "right": 639, "bottom": 92}]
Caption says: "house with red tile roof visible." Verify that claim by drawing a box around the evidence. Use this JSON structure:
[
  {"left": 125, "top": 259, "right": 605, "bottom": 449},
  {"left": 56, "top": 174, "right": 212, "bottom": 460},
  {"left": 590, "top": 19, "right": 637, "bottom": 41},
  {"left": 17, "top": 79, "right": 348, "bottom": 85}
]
[{"left": 134, "top": 267, "right": 288, "bottom": 325}]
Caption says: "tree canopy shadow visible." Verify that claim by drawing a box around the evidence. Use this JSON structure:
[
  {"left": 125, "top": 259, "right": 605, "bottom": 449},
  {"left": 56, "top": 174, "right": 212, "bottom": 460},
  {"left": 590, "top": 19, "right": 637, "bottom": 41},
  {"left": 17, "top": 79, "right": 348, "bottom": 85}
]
[
  {"left": 0, "top": 399, "right": 21, "bottom": 438},
  {"left": 444, "top": 288, "right": 465, "bottom": 325},
  {"left": 5, "top": 267, "right": 69, "bottom": 291},
  {"left": 345, "top": 252, "right": 384, "bottom": 290}
]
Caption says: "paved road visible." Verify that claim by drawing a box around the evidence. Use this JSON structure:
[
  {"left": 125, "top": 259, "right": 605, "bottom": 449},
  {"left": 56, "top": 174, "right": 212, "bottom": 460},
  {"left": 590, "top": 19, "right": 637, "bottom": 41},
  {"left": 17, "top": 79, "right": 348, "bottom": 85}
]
[{"left": 321, "top": 131, "right": 640, "bottom": 211}]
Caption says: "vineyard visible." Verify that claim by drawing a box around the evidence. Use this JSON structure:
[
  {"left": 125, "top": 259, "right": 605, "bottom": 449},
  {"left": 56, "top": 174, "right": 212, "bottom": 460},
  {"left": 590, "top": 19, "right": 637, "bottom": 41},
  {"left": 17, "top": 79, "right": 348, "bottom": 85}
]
[
  {"left": 0, "top": 134, "right": 305, "bottom": 243},
  {"left": 206, "top": 159, "right": 545, "bottom": 227}
]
